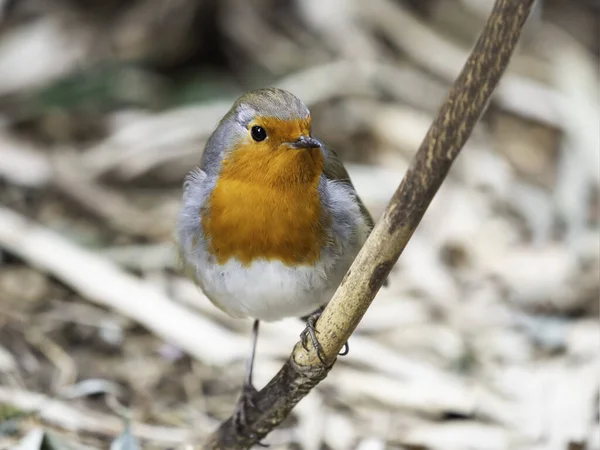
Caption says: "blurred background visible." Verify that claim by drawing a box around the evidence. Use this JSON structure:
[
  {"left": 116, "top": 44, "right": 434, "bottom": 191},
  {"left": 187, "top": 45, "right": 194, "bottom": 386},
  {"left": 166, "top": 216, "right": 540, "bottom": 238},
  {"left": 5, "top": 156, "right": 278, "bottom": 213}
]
[{"left": 0, "top": 0, "right": 598, "bottom": 448}]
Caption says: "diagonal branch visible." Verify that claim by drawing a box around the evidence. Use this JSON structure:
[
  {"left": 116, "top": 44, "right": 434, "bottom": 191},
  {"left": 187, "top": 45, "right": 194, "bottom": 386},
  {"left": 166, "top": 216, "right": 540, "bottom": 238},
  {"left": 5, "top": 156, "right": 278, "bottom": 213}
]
[{"left": 203, "top": 0, "right": 535, "bottom": 448}]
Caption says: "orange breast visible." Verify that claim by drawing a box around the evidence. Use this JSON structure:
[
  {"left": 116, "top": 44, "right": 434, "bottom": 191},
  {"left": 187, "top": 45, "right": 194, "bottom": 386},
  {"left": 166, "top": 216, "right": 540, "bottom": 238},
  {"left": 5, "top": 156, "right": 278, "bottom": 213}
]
[{"left": 202, "top": 143, "right": 326, "bottom": 266}]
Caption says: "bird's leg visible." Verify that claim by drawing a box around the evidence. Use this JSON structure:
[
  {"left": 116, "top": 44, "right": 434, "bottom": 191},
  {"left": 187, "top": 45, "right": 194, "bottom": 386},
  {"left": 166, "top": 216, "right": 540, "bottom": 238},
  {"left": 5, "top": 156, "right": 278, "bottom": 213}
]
[
  {"left": 234, "top": 319, "right": 259, "bottom": 415},
  {"left": 243, "top": 319, "right": 260, "bottom": 393},
  {"left": 299, "top": 306, "right": 350, "bottom": 364},
  {"left": 232, "top": 319, "right": 268, "bottom": 445}
]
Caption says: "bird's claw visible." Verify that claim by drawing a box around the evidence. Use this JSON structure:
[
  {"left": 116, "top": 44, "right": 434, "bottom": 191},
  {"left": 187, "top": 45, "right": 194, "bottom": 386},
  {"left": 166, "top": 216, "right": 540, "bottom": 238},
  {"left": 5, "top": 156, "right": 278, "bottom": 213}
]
[
  {"left": 339, "top": 341, "right": 349, "bottom": 356},
  {"left": 300, "top": 313, "right": 327, "bottom": 364},
  {"left": 232, "top": 382, "right": 257, "bottom": 429},
  {"left": 232, "top": 383, "right": 269, "bottom": 447},
  {"left": 299, "top": 309, "right": 350, "bottom": 363}
]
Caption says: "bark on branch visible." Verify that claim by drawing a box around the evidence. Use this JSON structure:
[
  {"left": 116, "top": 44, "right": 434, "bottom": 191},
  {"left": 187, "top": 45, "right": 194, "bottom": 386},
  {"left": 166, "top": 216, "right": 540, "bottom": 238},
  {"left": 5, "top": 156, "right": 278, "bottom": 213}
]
[{"left": 203, "top": 0, "right": 535, "bottom": 447}]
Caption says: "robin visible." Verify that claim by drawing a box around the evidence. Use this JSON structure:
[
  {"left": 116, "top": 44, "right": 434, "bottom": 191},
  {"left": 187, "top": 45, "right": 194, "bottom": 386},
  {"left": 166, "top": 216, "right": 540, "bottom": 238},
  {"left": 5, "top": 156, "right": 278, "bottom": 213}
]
[{"left": 176, "top": 87, "right": 383, "bottom": 427}]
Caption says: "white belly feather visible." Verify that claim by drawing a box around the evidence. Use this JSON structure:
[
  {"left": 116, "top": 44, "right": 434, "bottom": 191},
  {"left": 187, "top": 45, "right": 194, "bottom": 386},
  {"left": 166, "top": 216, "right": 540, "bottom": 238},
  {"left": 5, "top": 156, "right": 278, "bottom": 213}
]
[{"left": 198, "top": 257, "right": 339, "bottom": 321}]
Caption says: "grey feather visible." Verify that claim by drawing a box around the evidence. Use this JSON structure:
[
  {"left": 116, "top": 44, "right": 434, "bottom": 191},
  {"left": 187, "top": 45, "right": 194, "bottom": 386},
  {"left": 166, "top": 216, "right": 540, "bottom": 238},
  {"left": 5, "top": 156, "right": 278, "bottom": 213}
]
[{"left": 322, "top": 146, "right": 376, "bottom": 231}]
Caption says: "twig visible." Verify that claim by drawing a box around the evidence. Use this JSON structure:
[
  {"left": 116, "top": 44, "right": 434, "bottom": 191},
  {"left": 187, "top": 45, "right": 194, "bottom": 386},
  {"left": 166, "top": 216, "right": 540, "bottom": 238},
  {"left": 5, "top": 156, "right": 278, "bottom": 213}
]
[
  {"left": 202, "top": 0, "right": 535, "bottom": 447},
  {"left": 0, "top": 141, "right": 176, "bottom": 239},
  {"left": 221, "top": 0, "right": 310, "bottom": 74},
  {"left": 0, "top": 134, "right": 52, "bottom": 187},
  {"left": 545, "top": 25, "right": 600, "bottom": 242},
  {"left": 364, "top": 0, "right": 560, "bottom": 128},
  {"left": 0, "top": 387, "right": 195, "bottom": 445},
  {"left": 52, "top": 152, "right": 177, "bottom": 239},
  {"left": 0, "top": 206, "right": 247, "bottom": 366},
  {"left": 23, "top": 329, "right": 78, "bottom": 391}
]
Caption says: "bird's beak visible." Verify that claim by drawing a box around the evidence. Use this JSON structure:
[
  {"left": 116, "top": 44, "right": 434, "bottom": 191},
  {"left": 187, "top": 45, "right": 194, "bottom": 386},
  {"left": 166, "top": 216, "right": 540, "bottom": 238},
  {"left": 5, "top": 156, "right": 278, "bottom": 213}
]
[{"left": 290, "top": 135, "right": 322, "bottom": 149}]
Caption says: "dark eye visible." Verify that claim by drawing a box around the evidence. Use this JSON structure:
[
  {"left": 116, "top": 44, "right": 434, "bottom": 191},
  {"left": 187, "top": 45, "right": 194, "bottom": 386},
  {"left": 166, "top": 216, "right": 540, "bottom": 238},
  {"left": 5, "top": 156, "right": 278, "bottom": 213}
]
[{"left": 251, "top": 125, "right": 267, "bottom": 142}]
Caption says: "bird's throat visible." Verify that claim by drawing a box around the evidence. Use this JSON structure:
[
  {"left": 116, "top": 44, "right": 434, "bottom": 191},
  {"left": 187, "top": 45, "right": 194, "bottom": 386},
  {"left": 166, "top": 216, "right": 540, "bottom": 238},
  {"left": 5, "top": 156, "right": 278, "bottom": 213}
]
[{"left": 202, "top": 147, "right": 325, "bottom": 266}]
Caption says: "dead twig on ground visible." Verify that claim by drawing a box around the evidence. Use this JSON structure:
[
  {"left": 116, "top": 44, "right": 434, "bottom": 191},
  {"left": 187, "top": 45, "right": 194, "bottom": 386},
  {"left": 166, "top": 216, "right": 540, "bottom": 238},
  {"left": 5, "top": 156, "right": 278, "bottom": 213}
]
[
  {"left": 0, "top": 206, "right": 247, "bottom": 366},
  {"left": 0, "top": 387, "right": 195, "bottom": 445}
]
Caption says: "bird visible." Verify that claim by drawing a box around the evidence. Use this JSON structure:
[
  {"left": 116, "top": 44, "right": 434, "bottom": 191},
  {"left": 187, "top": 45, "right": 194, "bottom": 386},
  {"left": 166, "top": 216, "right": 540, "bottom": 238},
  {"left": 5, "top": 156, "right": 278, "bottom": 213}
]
[{"left": 176, "top": 87, "right": 383, "bottom": 428}]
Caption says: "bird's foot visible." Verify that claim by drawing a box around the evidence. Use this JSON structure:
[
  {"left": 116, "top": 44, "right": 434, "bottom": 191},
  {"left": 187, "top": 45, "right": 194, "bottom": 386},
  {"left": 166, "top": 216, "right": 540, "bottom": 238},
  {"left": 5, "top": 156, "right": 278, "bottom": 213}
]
[
  {"left": 300, "top": 307, "right": 350, "bottom": 364},
  {"left": 232, "top": 383, "right": 269, "bottom": 446}
]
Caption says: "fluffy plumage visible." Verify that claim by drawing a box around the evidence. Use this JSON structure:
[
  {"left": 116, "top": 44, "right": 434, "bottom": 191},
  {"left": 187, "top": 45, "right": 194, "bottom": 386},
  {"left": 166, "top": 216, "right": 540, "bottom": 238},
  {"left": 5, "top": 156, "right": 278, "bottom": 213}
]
[{"left": 176, "top": 88, "right": 375, "bottom": 321}]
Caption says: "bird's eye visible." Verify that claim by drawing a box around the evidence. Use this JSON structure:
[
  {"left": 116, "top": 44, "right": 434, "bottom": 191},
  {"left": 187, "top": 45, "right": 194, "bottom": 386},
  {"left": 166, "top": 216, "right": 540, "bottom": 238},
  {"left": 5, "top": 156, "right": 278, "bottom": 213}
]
[{"left": 251, "top": 125, "right": 267, "bottom": 142}]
